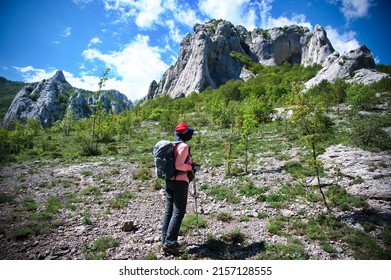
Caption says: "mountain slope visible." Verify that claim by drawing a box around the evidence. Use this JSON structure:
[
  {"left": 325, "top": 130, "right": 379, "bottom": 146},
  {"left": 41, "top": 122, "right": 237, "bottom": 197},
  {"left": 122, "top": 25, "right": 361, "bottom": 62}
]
[{"left": 0, "top": 77, "right": 27, "bottom": 121}]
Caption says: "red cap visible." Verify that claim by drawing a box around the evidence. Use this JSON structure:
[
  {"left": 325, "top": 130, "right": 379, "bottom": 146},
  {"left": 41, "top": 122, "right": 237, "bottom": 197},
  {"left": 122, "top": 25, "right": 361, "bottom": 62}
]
[{"left": 175, "top": 122, "right": 188, "bottom": 133}]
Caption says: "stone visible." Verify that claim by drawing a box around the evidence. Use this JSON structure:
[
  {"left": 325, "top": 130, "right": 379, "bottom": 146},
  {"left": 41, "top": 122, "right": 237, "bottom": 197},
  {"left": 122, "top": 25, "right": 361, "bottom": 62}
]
[{"left": 121, "top": 221, "right": 135, "bottom": 232}]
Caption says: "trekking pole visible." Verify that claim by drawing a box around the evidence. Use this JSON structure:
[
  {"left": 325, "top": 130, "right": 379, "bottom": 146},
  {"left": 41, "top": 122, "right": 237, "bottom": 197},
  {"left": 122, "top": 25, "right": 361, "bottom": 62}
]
[{"left": 192, "top": 170, "right": 200, "bottom": 237}]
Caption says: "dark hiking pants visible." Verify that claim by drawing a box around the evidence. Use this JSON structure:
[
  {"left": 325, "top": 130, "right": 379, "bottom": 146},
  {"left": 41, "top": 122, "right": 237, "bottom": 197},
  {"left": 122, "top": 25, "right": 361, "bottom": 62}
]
[{"left": 161, "top": 180, "right": 189, "bottom": 247}]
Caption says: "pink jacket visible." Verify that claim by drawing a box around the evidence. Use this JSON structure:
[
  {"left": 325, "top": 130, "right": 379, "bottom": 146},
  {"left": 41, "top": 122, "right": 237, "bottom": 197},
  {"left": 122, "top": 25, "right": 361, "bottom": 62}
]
[{"left": 169, "top": 142, "right": 193, "bottom": 183}]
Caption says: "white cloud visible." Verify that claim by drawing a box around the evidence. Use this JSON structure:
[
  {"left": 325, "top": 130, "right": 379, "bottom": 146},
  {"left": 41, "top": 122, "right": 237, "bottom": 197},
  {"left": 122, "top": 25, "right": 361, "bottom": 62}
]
[
  {"left": 88, "top": 37, "right": 102, "bottom": 47},
  {"left": 13, "top": 66, "right": 57, "bottom": 81},
  {"left": 325, "top": 26, "right": 360, "bottom": 55},
  {"left": 13, "top": 34, "right": 169, "bottom": 101},
  {"left": 15, "top": 66, "right": 35, "bottom": 73},
  {"left": 259, "top": 0, "right": 273, "bottom": 29},
  {"left": 257, "top": 0, "right": 312, "bottom": 30},
  {"left": 163, "top": 0, "right": 203, "bottom": 28},
  {"left": 340, "top": 0, "right": 373, "bottom": 21},
  {"left": 265, "top": 13, "right": 312, "bottom": 30},
  {"left": 104, "top": 0, "right": 164, "bottom": 28},
  {"left": 166, "top": 20, "right": 184, "bottom": 44},
  {"left": 61, "top": 27, "right": 72, "bottom": 37},
  {"left": 198, "top": 0, "right": 258, "bottom": 29},
  {"left": 82, "top": 34, "right": 169, "bottom": 100}
]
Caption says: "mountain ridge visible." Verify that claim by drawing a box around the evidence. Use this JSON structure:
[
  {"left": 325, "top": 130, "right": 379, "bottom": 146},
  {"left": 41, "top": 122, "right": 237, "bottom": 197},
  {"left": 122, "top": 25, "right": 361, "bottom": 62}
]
[
  {"left": 2, "top": 70, "right": 133, "bottom": 127},
  {"left": 147, "top": 20, "right": 388, "bottom": 99}
]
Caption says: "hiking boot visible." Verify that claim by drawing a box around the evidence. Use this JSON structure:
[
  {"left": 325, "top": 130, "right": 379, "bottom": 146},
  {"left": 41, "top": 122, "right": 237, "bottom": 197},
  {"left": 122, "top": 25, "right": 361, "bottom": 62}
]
[
  {"left": 162, "top": 244, "right": 183, "bottom": 256},
  {"left": 173, "top": 242, "right": 186, "bottom": 249}
]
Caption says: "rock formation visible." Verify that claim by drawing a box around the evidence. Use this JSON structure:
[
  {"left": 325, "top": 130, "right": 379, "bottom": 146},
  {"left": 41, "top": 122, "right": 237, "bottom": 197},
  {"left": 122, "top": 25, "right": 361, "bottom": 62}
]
[
  {"left": 3, "top": 71, "right": 133, "bottom": 127},
  {"left": 148, "top": 20, "right": 388, "bottom": 99},
  {"left": 147, "top": 20, "right": 336, "bottom": 99},
  {"left": 305, "top": 45, "right": 390, "bottom": 88}
]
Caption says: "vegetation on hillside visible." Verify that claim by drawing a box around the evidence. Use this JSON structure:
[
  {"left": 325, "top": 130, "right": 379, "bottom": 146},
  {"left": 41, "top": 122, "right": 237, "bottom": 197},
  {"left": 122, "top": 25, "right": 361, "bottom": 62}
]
[
  {"left": 1, "top": 63, "right": 391, "bottom": 259},
  {"left": 0, "top": 77, "right": 27, "bottom": 120}
]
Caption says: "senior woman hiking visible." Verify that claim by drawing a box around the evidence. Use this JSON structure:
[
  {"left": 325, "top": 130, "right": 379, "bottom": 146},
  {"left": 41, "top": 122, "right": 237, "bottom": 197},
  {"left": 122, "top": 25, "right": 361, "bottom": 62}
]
[{"left": 161, "top": 122, "right": 200, "bottom": 256}]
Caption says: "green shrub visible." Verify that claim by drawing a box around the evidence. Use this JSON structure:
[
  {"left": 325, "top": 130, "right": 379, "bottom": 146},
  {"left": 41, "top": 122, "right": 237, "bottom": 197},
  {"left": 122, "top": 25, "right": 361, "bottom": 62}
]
[
  {"left": 346, "top": 84, "right": 380, "bottom": 111},
  {"left": 350, "top": 116, "right": 391, "bottom": 151}
]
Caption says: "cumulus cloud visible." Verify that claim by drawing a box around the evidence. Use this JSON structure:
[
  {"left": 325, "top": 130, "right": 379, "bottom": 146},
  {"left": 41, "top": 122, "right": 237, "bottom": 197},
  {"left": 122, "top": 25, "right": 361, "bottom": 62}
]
[
  {"left": 14, "top": 35, "right": 169, "bottom": 101},
  {"left": 198, "top": 0, "right": 258, "bottom": 29},
  {"left": 104, "top": 0, "right": 164, "bottom": 28},
  {"left": 82, "top": 34, "right": 169, "bottom": 100},
  {"left": 265, "top": 13, "right": 312, "bottom": 30},
  {"left": 163, "top": 0, "right": 203, "bottom": 28},
  {"left": 88, "top": 37, "right": 102, "bottom": 47},
  {"left": 339, "top": 0, "right": 373, "bottom": 21},
  {"left": 258, "top": 0, "right": 312, "bottom": 30},
  {"left": 325, "top": 26, "right": 360, "bottom": 55},
  {"left": 13, "top": 66, "right": 58, "bottom": 81}
]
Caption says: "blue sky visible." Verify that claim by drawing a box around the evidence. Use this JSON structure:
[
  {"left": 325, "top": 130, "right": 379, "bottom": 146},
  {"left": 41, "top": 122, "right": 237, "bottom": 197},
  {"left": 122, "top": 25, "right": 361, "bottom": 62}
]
[{"left": 0, "top": 0, "right": 390, "bottom": 101}]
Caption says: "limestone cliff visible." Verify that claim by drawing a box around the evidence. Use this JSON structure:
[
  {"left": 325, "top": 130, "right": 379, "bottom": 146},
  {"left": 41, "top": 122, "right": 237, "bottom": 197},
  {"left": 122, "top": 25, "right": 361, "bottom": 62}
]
[
  {"left": 3, "top": 71, "right": 132, "bottom": 127},
  {"left": 305, "top": 45, "right": 389, "bottom": 88},
  {"left": 147, "top": 20, "right": 335, "bottom": 99}
]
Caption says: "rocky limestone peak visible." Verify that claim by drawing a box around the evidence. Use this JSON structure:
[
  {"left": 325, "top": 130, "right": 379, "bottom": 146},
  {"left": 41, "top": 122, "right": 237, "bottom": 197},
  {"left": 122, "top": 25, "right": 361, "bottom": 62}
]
[
  {"left": 148, "top": 20, "right": 336, "bottom": 98},
  {"left": 52, "top": 70, "right": 68, "bottom": 83},
  {"left": 3, "top": 71, "right": 132, "bottom": 127},
  {"left": 305, "top": 44, "right": 389, "bottom": 88}
]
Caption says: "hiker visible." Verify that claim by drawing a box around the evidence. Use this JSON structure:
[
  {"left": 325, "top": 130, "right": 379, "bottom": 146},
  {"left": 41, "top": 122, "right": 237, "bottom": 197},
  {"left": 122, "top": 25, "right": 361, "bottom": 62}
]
[{"left": 161, "top": 122, "right": 200, "bottom": 256}]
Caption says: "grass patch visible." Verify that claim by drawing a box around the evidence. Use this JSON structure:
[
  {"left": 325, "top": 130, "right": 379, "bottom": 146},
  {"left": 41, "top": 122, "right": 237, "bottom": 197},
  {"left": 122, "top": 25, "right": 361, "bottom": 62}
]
[
  {"left": 83, "top": 236, "right": 118, "bottom": 260},
  {"left": 326, "top": 185, "right": 369, "bottom": 211},
  {"left": 8, "top": 195, "right": 65, "bottom": 240},
  {"left": 282, "top": 160, "right": 318, "bottom": 178},
  {"left": 237, "top": 179, "right": 264, "bottom": 197},
  {"left": 81, "top": 186, "right": 102, "bottom": 196},
  {"left": 206, "top": 184, "right": 240, "bottom": 204},
  {"left": 179, "top": 212, "right": 207, "bottom": 235},
  {"left": 110, "top": 191, "right": 136, "bottom": 209},
  {"left": 257, "top": 239, "right": 307, "bottom": 260},
  {"left": 266, "top": 217, "right": 285, "bottom": 235},
  {"left": 216, "top": 211, "right": 234, "bottom": 222},
  {"left": 289, "top": 215, "right": 391, "bottom": 259}
]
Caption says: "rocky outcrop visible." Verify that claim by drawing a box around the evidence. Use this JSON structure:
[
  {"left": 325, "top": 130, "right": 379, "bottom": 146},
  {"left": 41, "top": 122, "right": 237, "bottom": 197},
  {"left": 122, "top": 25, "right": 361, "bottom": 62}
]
[
  {"left": 3, "top": 71, "right": 133, "bottom": 127},
  {"left": 148, "top": 20, "right": 336, "bottom": 98},
  {"left": 68, "top": 90, "right": 91, "bottom": 119},
  {"left": 3, "top": 71, "right": 70, "bottom": 127},
  {"left": 305, "top": 45, "right": 390, "bottom": 88},
  {"left": 250, "top": 24, "right": 334, "bottom": 67},
  {"left": 318, "top": 144, "right": 391, "bottom": 213}
]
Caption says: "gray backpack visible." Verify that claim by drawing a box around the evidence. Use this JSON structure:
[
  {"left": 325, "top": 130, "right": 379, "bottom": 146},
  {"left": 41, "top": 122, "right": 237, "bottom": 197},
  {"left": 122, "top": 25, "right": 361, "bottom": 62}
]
[{"left": 153, "top": 140, "right": 178, "bottom": 179}]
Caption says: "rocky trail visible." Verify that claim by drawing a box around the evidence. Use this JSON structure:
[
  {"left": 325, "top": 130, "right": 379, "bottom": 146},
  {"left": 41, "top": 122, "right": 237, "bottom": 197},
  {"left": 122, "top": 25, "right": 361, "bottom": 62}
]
[{"left": 0, "top": 141, "right": 390, "bottom": 260}]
